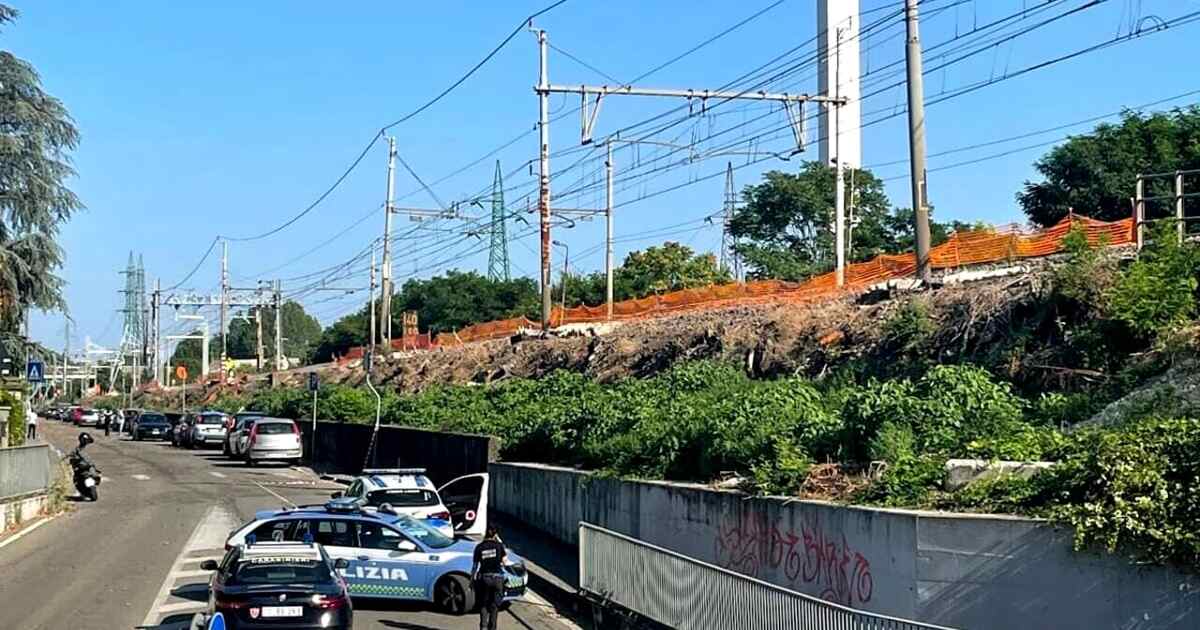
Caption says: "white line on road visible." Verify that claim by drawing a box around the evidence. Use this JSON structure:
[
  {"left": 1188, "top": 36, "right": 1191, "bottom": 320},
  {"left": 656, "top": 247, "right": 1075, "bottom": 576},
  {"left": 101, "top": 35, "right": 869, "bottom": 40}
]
[
  {"left": 208, "top": 471, "right": 226, "bottom": 478},
  {"left": 141, "top": 506, "right": 239, "bottom": 628},
  {"left": 156, "top": 601, "right": 206, "bottom": 615},
  {"left": 0, "top": 514, "right": 59, "bottom": 552},
  {"left": 132, "top": 474, "right": 150, "bottom": 481},
  {"left": 254, "top": 481, "right": 297, "bottom": 508}
]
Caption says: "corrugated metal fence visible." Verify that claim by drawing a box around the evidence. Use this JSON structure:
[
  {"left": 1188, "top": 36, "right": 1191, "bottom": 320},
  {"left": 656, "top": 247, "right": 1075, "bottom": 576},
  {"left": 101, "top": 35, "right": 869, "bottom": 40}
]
[
  {"left": 0, "top": 444, "right": 52, "bottom": 501},
  {"left": 580, "top": 522, "right": 958, "bottom": 630}
]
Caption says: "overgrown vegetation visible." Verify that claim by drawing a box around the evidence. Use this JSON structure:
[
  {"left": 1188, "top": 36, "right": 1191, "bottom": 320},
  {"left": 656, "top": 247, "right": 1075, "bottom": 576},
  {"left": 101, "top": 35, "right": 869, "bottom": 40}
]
[{"left": 2, "top": 389, "right": 25, "bottom": 447}]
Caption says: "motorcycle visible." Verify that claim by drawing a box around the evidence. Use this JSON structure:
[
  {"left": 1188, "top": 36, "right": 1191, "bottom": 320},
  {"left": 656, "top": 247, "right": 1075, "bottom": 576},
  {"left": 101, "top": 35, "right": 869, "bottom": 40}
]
[{"left": 68, "top": 433, "right": 102, "bottom": 501}]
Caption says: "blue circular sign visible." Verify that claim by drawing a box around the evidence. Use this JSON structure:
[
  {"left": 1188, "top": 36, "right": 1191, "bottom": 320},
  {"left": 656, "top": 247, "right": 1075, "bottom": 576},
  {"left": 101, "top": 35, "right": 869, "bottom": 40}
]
[{"left": 208, "top": 612, "right": 226, "bottom": 630}]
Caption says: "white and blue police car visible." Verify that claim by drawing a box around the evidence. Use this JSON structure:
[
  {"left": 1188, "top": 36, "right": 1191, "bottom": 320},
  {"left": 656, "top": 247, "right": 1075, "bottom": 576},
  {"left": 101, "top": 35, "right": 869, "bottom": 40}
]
[
  {"left": 225, "top": 498, "right": 526, "bottom": 614},
  {"left": 332, "top": 469, "right": 489, "bottom": 540}
]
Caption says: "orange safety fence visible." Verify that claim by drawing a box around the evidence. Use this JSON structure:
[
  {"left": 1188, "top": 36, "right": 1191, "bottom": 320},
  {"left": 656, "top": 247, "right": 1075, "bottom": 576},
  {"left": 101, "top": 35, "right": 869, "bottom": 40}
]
[{"left": 340, "top": 214, "right": 1133, "bottom": 356}]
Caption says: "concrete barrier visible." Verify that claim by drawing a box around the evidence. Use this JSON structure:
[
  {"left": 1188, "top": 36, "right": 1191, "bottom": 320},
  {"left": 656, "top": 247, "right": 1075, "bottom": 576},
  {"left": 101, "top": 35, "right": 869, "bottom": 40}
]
[
  {"left": 299, "top": 420, "right": 499, "bottom": 485},
  {"left": 490, "top": 462, "right": 1199, "bottom": 630}
]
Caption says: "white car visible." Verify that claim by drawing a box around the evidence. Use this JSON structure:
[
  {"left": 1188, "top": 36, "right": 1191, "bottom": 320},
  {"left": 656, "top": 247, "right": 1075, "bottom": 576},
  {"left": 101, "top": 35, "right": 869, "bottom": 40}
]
[
  {"left": 234, "top": 417, "right": 303, "bottom": 465},
  {"left": 334, "top": 468, "right": 489, "bottom": 539},
  {"left": 187, "top": 411, "right": 229, "bottom": 449}
]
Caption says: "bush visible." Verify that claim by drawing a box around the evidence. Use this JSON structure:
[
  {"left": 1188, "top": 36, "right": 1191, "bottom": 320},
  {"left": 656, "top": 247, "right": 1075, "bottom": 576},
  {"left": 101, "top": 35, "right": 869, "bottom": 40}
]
[
  {"left": 1053, "top": 223, "right": 1114, "bottom": 313},
  {"left": 882, "top": 299, "right": 935, "bottom": 352},
  {"left": 2, "top": 390, "right": 25, "bottom": 446},
  {"left": 1107, "top": 223, "right": 1200, "bottom": 338}
]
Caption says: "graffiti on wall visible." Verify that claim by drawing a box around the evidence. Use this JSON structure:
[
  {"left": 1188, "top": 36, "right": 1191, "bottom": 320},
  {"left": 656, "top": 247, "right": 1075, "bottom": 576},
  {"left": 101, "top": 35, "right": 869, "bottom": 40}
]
[{"left": 714, "top": 511, "right": 873, "bottom": 607}]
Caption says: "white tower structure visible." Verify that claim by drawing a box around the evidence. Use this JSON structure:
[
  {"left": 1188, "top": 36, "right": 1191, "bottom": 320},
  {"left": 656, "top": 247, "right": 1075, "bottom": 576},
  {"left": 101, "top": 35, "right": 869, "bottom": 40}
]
[{"left": 818, "top": 0, "right": 861, "bottom": 168}]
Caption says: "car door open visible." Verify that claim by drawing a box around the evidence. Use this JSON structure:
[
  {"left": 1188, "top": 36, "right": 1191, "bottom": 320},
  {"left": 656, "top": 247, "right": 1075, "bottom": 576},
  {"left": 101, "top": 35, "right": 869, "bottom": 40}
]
[{"left": 437, "top": 473, "right": 488, "bottom": 538}]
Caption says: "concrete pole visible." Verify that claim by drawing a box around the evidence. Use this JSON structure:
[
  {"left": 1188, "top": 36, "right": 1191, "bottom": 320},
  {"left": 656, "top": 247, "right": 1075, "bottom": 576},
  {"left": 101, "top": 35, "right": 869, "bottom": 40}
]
[
  {"left": 369, "top": 245, "right": 377, "bottom": 352},
  {"left": 605, "top": 140, "right": 614, "bottom": 320},
  {"left": 905, "top": 0, "right": 933, "bottom": 284},
  {"left": 255, "top": 308, "right": 264, "bottom": 371},
  {"left": 834, "top": 27, "right": 846, "bottom": 287},
  {"left": 200, "top": 320, "right": 209, "bottom": 380},
  {"left": 536, "top": 28, "right": 553, "bottom": 331},
  {"left": 220, "top": 239, "right": 228, "bottom": 364},
  {"left": 381, "top": 136, "right": 396, "bottom": 346},
  {"left": 1176, "top": 171, "right": 1185, "bottom": 244},
  {"left": 1136, "top": 175, "right": 1145, "bottom": 250},
  {"left": 274, "top": 280, "right": 283, "bottom": 371}
]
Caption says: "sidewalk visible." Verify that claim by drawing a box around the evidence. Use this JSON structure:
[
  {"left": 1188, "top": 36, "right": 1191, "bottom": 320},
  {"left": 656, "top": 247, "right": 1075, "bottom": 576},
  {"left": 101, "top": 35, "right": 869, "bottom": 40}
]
[{"left": 495, "top": 514, "right": 586, "bottom": 622}]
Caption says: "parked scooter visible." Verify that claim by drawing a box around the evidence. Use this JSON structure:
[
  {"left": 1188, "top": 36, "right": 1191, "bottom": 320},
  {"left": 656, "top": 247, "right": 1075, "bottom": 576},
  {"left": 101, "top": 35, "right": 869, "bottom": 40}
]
[{"left": 68, "top": 432, "right": 102, "bottom": 501}]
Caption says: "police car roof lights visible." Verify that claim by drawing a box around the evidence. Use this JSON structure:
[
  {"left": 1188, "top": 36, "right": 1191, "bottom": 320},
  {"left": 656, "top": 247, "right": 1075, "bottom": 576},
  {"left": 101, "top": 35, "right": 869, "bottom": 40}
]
[
  {"left": 324, "top": 496, "right": 366, "bottom": 513},
  {"left": 362, "top": 467, "right": 426, "bottom": 475}
]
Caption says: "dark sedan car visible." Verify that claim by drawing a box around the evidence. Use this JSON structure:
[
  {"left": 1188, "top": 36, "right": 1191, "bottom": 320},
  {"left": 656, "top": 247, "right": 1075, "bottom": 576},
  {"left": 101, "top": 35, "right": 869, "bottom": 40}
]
[
  {"left": 134, "top": 412, "right": 171, "bottom": 441},
  {"left": 198, "top": 541, "right": 352, "bottom": 630}
]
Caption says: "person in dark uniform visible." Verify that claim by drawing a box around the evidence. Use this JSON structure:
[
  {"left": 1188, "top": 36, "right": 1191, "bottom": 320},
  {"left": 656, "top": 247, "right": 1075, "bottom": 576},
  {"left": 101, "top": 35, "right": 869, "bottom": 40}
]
[
  {"left": 103, "top": 410, "right": 111, "bottom": 437},
  {"left": 471, "top": 526, "right": 507, "bottom": 630}
]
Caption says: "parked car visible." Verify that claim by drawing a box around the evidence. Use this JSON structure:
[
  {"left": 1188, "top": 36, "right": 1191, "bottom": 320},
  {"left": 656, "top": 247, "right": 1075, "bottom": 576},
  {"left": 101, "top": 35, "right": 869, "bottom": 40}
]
[
  {"left": 122, "top": 409, "right": 141, "bottom": 435},
  {"left": 225, "top": 412, "right": 265, "bottom": 458},
  {"left": 134, "top": 412, "right": 171, "bottom": 441},
  {"left": 333, "top": 468, "right": 491, "bottom": 539},
  {"left": 64, "top": 406, "right": 81, "bottom": 422},
  {"left": 73, "top": 407, "right": 99, "bottom": 427},
  {"left": 226, "top": 498, "right": 527, "bottom": 614},
  {"left": 188, "top": 411, "right": 229, "bottom": 449},
  {"left": 198, "top": 540, "right": 353, "bottom": 630},
  {"left": 235, "top": 417, "right": 302, "bottom": 466}
]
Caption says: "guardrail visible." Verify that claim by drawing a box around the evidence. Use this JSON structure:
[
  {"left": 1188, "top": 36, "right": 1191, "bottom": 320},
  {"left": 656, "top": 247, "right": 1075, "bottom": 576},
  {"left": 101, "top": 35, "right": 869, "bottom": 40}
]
[
  {"left": 0, "top": 444, "right": 52, "bottom": 501},
  {"left": 579, "top": 522, "right": 958, "bottom": 630}
]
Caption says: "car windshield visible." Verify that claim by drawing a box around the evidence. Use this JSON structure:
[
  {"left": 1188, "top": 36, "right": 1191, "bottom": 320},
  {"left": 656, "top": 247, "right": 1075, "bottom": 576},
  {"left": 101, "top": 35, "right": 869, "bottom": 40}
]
[
  {"left": 392, "top": 515, "right": 454, "bottom": 549},
  {"left": 140, "top": 414, "right": 167, "bottom": 424},
  {"left": 366, "top": 489, "right": 438, "bottom": 508},
  {"left": 198, "top": 415, "right": 225, "bottom": 425},
  {"left": 231, "top": 558, "right": 331, "bottom": 585},
  {"left": 256, "top": 422, "right": 294, "bottom": 435}
]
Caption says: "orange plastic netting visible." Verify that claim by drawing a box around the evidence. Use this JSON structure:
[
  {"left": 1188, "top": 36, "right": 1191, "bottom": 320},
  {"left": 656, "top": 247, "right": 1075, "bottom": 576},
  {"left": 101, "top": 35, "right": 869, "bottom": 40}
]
[{"left": 339, "top": 214, "right": 1132, "bottom": 356}]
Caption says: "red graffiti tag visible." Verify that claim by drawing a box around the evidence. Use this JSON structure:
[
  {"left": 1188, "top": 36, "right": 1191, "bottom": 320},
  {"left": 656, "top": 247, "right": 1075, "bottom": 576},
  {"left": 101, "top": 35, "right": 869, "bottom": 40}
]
[{"left": 714, "top": 512, "right": 873, "bottom": 607}]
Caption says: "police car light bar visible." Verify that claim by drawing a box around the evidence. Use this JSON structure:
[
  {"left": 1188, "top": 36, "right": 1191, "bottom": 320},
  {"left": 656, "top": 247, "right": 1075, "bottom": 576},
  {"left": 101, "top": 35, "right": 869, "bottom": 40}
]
[
  {"left": 362, "top": 468, "right": 426, "bottom": 475},
  {"left": 324, "top": 497, "right": 365, "bottom": 513}
]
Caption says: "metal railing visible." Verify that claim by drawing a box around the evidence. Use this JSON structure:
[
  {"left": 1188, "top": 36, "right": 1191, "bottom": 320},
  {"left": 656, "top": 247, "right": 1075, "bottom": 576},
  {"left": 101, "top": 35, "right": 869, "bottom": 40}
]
[
  {"left": 0, "top": 444, "right": 52, "bottom": 501},
  {"left": 579, "top": 522, "right": 958, "bottom": 630}
]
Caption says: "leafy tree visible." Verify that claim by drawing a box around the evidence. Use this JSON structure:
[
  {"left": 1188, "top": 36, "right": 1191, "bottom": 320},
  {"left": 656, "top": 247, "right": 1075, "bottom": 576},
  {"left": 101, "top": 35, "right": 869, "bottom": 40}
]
[
  {"left": 556, "top": 242, "right": 732, "bottom": 308},
  {"left": 168, "top": 331, "right": 205, "bottom": 382},
  {"left": 312, "top": 309, "right": 368, "bottom": 363},
  {"left": 1107, "top": 223, "right": 1200, "bottom": 338},
  {"left": 390, "top": 271, "right": 539, "bottom": 334},
  {"left": 0, "top": 5, "right": 83, "bottom": 336},
  {"left": 1019, "top": 107, "right": 1200, "bottom": 227},
  {"left": 729, "top": 163, "right": 893, "bottom": 280}
]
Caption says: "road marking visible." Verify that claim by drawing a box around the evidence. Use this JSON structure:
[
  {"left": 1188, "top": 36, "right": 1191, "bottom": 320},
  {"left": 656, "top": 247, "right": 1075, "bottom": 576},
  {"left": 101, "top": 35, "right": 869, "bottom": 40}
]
[
  {"left": 0, "top": 514, "right": 59, "bottom": 551},
  {"left": 254, "top": 481, "right": 297, "bottom": 508},
  {"left": 208, "top": 471, "right": 227, "bottom": 479},
  {"left": 132, "top": 474, "right": 150, "bottom": 481},
  {"left": 141, "top": 506, "right": 239, "bottom": 628}
]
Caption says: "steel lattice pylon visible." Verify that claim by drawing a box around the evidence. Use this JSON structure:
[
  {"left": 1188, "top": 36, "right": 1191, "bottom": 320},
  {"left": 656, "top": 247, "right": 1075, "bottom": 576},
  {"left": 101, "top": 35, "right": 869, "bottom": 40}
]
[
  {"left": 719, "top": 162, "right": 742, "bottom": 281},
  {"left": 487, "top": 160, "right": 510, "bottom": 281},
  {"left": 119, "top": 251, "right": 145, "bottom": 354}
]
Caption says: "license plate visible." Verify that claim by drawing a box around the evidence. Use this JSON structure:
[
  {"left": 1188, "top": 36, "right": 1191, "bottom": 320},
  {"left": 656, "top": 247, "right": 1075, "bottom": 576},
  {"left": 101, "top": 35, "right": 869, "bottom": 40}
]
[
  {"left": 262, "top": 606, "right": 302, "bottom": 618},
  {"left": 83, "top": 477, "right": 96, "bottom": 488}
]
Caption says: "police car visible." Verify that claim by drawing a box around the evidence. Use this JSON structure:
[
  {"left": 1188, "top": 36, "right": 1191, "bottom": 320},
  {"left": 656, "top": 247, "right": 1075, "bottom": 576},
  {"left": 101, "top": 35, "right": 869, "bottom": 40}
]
[
  {"left": 196, "top": 540, "right": 353, "bottom": 630},
  {"left": 225, "top": 498, "right": 527, "bottom": 614},
  {"left": 332, "top": 469, "right": 489, "bottom": 540}
]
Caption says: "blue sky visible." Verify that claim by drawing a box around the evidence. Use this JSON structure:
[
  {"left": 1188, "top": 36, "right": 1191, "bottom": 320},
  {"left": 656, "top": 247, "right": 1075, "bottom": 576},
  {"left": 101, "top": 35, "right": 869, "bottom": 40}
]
[{"left": 9, "top": 0, "right": 1199, "bottom": 353}]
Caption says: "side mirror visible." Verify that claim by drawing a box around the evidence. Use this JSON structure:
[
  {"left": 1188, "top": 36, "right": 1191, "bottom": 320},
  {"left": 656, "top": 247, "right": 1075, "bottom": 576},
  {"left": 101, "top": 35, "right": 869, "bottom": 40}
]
[
  {"left": 333, "top": 558, "right": 350, "bottom": 570},
  {"left": 396, "top": 540, "right": 418, "bottom": 553},
  {"left": 330, "top": 491, "right": 343, "bottom": 499},
  {"left": 200, "top": 560, "right": 219, "bottom": 571}
]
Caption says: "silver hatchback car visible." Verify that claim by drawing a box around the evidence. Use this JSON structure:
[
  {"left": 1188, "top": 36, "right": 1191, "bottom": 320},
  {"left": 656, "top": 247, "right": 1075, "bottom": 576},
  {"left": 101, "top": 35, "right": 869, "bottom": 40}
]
[{"left": 237, "top": 417, "right": 303, "bottom": 466}]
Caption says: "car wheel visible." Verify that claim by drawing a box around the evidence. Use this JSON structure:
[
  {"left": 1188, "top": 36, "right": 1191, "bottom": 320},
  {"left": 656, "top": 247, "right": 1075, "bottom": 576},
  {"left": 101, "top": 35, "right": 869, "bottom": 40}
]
[{"left": 435, "top": 574, "right": 475, "bottom": 615}]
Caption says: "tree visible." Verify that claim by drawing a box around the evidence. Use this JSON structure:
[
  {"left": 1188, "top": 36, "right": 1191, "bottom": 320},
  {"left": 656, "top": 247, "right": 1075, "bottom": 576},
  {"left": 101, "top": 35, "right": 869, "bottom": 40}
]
[
  {"left": 168, "top": 330, "right": 205, "bottom": 383},
  {"left": 556, "top": 242, "right": 732, "bottom": 308},
  {"left": 0, "top": 5, "right": 83, "bottom": 337},
  {"left": 392, "top": 271, "right": 539, "bottom": 334},
  {"left": 312, "top": 309, "right": 368, "bottom": 363},
  {"left": 729, "top": 163, "right": 892, "bottom": 280},
  {"left": 1019, "top": 107, "right": 1200, "bottom": 227}
]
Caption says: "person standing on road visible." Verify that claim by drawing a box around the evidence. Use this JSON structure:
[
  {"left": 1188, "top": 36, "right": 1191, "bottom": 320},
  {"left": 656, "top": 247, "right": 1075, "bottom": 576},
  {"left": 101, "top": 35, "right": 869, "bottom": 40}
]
[
  {"left": 102, "top": 410, "right": 111, "bottom": 437},
  {"left": 471, "top": 526, "right": 507, "bottom": 630},
  {"left": 25, "top": 405, "right": 37, "bottom": 441}
]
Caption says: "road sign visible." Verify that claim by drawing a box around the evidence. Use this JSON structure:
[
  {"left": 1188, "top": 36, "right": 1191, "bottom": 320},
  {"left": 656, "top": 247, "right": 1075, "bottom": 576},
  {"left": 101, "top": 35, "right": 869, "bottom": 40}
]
[
  {"left": 26, "top": 361, "right": 44, "bottom": 383},
  {"left": 175, "top": 365, "right": 188, "bottom": 381},
  {"left": 208, "top": 612, "right": 226, "bottom": 630},
  {"left": 307, "top": 372, "right": 319, "bottom": 392}
]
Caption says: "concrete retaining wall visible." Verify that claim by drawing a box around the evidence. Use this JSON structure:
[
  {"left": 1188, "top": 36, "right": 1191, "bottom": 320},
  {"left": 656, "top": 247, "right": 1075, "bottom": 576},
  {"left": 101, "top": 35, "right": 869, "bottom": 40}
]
[
  {"left": 300, "top": 420, "right": 499, "bottom": 485},
  {"left": 0, "top": 493, "right": 47, "bottom": 531},
  {"left": 491, "top": 462, "right": 1198, "bottom": 630}
]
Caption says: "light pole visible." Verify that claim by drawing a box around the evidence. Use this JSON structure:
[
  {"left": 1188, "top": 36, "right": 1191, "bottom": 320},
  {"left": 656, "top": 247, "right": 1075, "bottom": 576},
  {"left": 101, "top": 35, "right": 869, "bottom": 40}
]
[{"left": 552, "top": 240, "right": 569, "bottom": 319}]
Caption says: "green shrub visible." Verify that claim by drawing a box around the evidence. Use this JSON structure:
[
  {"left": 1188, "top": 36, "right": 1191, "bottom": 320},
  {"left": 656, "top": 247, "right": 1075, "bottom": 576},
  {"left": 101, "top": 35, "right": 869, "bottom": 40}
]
[
  {"left": 1053, "top": 223, "right": 1114, "bottom": 312},
  {"left": 882, "top": 299, "right": 935, "bottom": 351},
  {"left": 1108, "top": 223, "right": 1200, "bottom": 338},
  {"left": 1, "top": 389, "right": 25, "bottom": 446}
]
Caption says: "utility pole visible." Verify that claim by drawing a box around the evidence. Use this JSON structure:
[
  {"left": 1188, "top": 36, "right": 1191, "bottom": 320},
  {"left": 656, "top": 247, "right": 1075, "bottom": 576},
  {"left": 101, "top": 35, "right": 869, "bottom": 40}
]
[
  {"left": 62, "top": 319, "right": 69, "bottom": 400},
  {"left": 369, "top": 245, "right": 378, "bottom": 352},
  {"left": 534, "top": 26, "right": 553, "bottom": 331},
  {"left": 605, "top": 140, "right": 615, "bottom": 320},
  {"left": 255, "top": 307, "right": 264, "bottom": 371},
  {"left": 153, "top": 279, "right": 161, "bottom": 385},
  {"left": 380, "top": 136, "right": 396, "bottom": 346},
  {"left": 905, "top": 0, "right": 933, "bottom": 283},
  {"left": 273, "top": 280, "right": 283, "bottom": 371},
  {"left": 833, "top": 26, "right": 846, "bottom": 287},
  {"left": 220, "top": 239, "right": 229, "bottom": 364}
]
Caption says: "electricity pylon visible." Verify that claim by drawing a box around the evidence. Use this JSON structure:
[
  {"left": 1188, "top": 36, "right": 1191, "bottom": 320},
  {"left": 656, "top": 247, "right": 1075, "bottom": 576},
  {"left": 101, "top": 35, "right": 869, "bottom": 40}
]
[
  {"left": 487, "top": 160, "right": 510, "bottom": 281},
  {"left": 719, "top": 163, "right": 742, "bottom": 282}
]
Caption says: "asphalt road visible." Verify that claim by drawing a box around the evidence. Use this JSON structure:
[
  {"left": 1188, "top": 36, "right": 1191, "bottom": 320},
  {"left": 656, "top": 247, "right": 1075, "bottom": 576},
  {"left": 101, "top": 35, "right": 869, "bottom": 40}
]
[{"left": 0, "top": 420, "right": 575, "bottom": 630}]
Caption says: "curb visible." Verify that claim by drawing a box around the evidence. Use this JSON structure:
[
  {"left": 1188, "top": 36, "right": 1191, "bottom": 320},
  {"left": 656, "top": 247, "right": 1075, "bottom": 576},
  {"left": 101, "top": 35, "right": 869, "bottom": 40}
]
[{"left": 0, "top": 511, "right": 61, "bottom": 551}]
